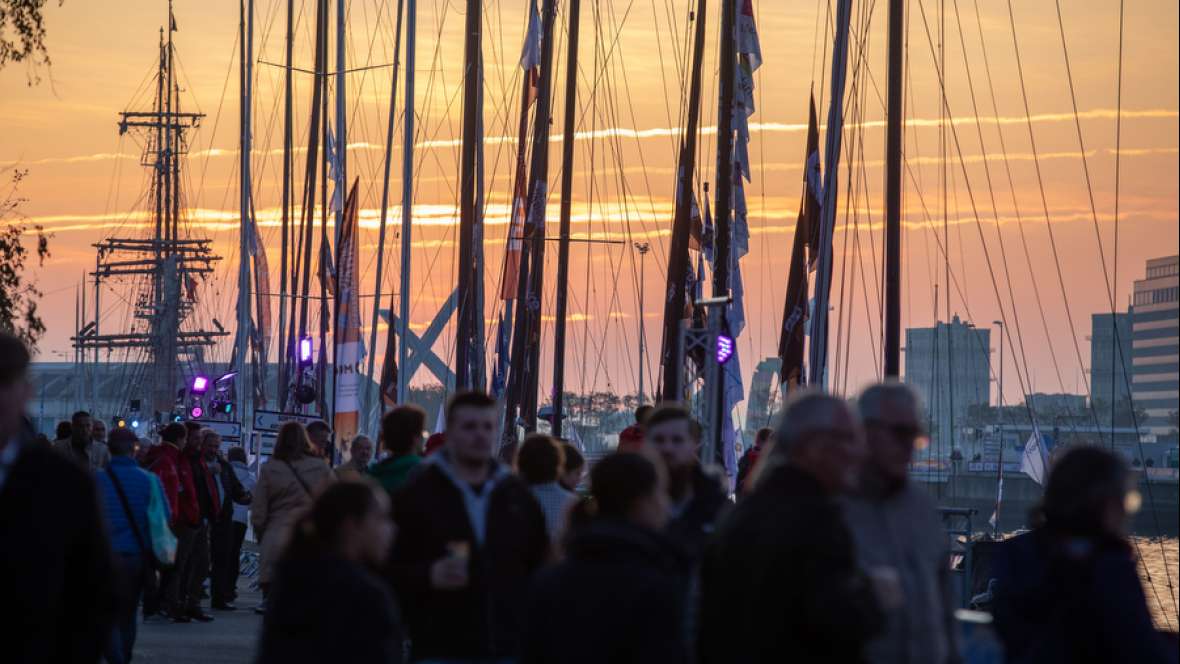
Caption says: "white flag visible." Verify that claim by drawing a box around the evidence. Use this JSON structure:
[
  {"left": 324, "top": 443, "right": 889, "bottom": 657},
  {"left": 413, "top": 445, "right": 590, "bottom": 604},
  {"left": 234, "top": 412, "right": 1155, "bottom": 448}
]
[
  {"left": 435, "top": 402, "right": 446, "bottom": 434},
  {"left": 1020, "top": 432, "right": 1047, "bottom": 485}
]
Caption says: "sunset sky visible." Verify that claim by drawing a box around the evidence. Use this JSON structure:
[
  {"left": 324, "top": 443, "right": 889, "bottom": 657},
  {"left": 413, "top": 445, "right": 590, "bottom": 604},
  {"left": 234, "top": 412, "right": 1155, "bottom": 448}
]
[{"left": 2, "top": 0, "right": 1177, "bottom": 416}]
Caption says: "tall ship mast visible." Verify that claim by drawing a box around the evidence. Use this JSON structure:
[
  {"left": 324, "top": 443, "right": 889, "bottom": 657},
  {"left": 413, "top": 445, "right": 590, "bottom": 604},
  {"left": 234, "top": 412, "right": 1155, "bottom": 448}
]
[{"left": 72, "top": 2, "right": 228, "bottom": 421}]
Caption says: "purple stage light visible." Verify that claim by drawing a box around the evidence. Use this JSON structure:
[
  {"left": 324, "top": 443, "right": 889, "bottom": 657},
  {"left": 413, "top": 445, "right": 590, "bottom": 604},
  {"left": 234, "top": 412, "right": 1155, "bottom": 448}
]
[
  {"left": 298, "top": 336, "right": 314, "bottom": 365},
  {"left": 191, "top": 375, "right": 210, "bottom": 395},
  {"left": 715, "top": 334, "right": 735, "bottom": 365}
]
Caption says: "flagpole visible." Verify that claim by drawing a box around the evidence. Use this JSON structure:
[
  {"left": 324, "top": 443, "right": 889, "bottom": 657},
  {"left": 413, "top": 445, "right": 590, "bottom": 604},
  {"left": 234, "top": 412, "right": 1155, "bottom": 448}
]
[
  {"left": 455, "top": 0, "right": 483, "bottom": 390},
  {"left": 396, "top": 0, "right": 416, "bottom": 405}
]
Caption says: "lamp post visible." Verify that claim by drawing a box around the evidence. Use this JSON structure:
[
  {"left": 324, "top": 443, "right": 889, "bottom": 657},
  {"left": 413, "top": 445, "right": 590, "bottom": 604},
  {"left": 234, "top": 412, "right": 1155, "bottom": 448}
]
[{"left": 634, "top": 241, "right": 650, "bottom": 406}]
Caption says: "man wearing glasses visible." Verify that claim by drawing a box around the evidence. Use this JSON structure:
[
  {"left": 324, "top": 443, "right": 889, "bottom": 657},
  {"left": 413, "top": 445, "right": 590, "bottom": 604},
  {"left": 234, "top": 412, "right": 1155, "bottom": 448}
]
[{"left": 843, "top": 382, "right": 961, "bottom": 664}]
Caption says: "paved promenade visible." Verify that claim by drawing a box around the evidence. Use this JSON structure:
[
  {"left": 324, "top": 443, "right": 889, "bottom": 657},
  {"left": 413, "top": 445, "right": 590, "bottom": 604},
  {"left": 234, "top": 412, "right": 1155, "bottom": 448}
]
[{"left": 136, "top": 573, "right": 263, "bottom": 662}]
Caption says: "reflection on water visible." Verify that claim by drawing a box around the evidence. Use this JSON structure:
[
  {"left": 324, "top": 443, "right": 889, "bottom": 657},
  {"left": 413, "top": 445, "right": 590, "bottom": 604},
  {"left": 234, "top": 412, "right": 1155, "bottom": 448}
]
[{"left": 1134, "top": 537, "right": 1179, "bottom": 631}]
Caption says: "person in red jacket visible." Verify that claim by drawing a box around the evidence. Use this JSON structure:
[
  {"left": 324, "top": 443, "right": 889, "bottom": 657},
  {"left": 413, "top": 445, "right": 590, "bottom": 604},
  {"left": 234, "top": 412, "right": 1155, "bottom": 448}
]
[{"left": 142, "top": 422, "right": 202, "bottom": 622}]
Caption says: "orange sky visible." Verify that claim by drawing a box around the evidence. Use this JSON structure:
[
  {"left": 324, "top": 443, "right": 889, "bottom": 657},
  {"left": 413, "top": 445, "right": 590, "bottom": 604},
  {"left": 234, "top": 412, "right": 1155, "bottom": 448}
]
[{"left": 2, "top": 0, "right": 1178, "bottom": 414}]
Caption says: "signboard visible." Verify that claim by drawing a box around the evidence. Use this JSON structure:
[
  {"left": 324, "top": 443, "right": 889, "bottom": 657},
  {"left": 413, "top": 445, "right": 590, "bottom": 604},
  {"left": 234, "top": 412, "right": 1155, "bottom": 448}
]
[
  {"left": 192, "top": 419, "right": 242, "bottom": 446},
  {"left": 253, "top": 409, "right": 327, "bottom": 433},
  {"left": 967, "top": 461, "right": 1024, "bottom": 474}
]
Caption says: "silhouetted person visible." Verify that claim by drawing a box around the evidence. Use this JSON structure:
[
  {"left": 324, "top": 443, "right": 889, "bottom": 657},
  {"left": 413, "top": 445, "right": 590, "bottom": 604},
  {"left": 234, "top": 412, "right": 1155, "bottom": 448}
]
[
  {"left": 843, "top": 383, "right": 961, "bottom": 664},
  {"left": 257, "top": 479, "right": 403, "bottom": 664},
  {"left": 143, "top": 421, "right": 201, "bottom": 622},
  {"left": 992, "top": 446, "right": 1177, "bottom": 664},
  {"left": 698, "top": 391, "right": 885, "bottom": 664},
  {"left": 96, "top": 427, "right": 155, "bottom": 663},
  {"left": 205, "top": 431, "right": 251, "bottom": 611},
  {"left": 645, "top": 405, "right": 728, "bottom": 561},
  {"left": 517, "top": 433, "right": 579, "bottom": 544},
  {"left": 369, "top": 405, "right": 425, "bottom": 495},
  {"left": 306, "top": 420, "right": 334, "bottom": 463},
  {"left": 337, "top": 435, "right": 374, "bottom": 480},
  {"left": 558, "top": 441, "right": 585, "bottom": 492},
  {"left": 53, "top": 420, "right": 72, "bottom": 445},
  {"left": 735, "top": 426, "right": 772, "bottom": 497},
  {"left": 252, "top": 422, "right": 335, "bottom": 612},
  {"left": 225, "top": 446, "right": 255, "bottom": 606},
  {"left": 178, "top": 427, "right": 222, "bottom": 622},
  {"left": 0, "top": 331, "right": 116, "bottom": 663},
  {"left": 388, "top": 391, "right": 548, "bottom": 662},
  {"left": 523, "top": 451, "right": 688, "bottom": 664},
  {"left": 54, "top": 409, "right": 110, "bottom": 470}
]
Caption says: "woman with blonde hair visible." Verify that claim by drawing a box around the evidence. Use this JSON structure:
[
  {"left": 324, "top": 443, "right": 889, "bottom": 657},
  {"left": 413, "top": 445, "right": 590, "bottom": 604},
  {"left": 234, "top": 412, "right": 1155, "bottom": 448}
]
[{"left": 251, "top": 422, "right": 335, "bottom": 612}]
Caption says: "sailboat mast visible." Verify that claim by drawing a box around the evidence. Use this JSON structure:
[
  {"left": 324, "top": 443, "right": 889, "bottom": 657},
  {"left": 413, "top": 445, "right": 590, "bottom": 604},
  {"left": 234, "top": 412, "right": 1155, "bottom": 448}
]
[
  {"left": 237, "top": 0, "right": 255, "bottom": 427},
  {"left": 807, "top": 0, "right": 853, "bottom": 387},
  {"left": 520, "top": 0, "right": 559, "bottom": 433},
  {"left": 395, "top": 0, "right": 417, "bottom": 404},
  {"left": 364, "top": 0, "right": 405, "bottom": 424},
  {"left": 278, "top": 0, "right": 294, "bottom": 405},
  {"left": 550, "top": 0, "right": 582, "bottom": 439},
  {"left": 883, "top": 0, "right": 903, "bottom": 377},
  {"left": 659, "top": 0, "right": 708, "bottom": 402},
  {"left": 708, "top": 0, "right": 738, "bottom": 462},
  {"left": 455, "top": 0, "right": 484, "bottom": 390}
]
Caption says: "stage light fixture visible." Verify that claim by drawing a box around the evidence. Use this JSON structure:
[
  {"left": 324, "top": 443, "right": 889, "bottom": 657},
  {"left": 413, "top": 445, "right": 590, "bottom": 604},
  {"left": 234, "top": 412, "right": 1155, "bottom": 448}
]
[{"left": 715, "top": 334, "right": 735, "bottom": 365}]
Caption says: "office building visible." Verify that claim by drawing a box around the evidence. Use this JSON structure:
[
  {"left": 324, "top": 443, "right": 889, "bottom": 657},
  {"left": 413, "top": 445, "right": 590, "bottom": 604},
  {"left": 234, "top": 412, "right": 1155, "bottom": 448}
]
[
  {"left": 1132, "top": 255, "right": 1179, "bottom": 435},
  {"left": 1090, "top": 312, "right": 1133, "bottom": 410},
  {"left": 904, "top": 314, "right": 991, "bottom": 452}
]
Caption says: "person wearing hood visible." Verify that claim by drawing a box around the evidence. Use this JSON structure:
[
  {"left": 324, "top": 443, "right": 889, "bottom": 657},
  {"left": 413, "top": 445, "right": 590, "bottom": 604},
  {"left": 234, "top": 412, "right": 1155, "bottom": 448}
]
[
  {"left": 644, "top": 405, "right": 728, "bottom": 562},
  {"left": 368, "top": 405, "right": 425, "bottom": 495},
  {"left": 992, "top": 446, "right": 1177, "bottom": 664},
  {"left": 523, "top": 451, "right": 689, "bottom": 664},
  {"left": 387, "top": 391, "right": 549, "bottom": 663},
  {"left": 842, "top": 383, "right": 961, "bottom": 664},
  {"left": 257, "top": 479, "right": 403, "bottom": 664}
]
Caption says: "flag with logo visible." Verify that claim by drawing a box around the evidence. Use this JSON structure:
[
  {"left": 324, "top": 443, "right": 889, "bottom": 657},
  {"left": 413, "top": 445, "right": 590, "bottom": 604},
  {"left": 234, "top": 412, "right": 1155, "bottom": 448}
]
[
  {"left": 333, "top": 179, "right": 364, "bottom": 453},
  {"left": 501, "top": 3, "right": 543, "bottom": 300},
  {"left": 1020, "top": 431, "right": 1049, "bottom": 485}
]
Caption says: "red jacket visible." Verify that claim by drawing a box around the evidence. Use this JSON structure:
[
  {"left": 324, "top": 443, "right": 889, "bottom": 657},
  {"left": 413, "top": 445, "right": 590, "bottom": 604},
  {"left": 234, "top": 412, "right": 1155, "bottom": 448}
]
[{"left": 143, "top": 443, "right": 200, "bottom": 528}]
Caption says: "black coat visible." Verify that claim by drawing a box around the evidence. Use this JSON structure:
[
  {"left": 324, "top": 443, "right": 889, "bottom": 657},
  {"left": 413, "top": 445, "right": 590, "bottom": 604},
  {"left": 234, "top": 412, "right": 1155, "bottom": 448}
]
[
  {"left": 257, "top": 555, "right": 404, "bottom": 664},
  {"left": 0, "top": 440, "right": 117, "bottom": 664},
  {"left": 992, "top": 530, "right": 1177, "bottom": 664},
  {"left": 665, "top": 464, "right": 729, "bottom": 561},
  {"left": 697, "top": 464, "right": 882, "bottom": 664},
  {"left": 523, "top": 519, "right": 692, "bottom": 664},
  {"left": 387, "top": 459, "right": 549, "bottom": 661}
]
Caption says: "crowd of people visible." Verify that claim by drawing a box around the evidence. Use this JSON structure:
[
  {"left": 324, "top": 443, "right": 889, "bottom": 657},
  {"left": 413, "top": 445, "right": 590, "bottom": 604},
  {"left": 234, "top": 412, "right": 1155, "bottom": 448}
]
[{"left": 0, "top": 327, "right": 1176, "bottom": 664}]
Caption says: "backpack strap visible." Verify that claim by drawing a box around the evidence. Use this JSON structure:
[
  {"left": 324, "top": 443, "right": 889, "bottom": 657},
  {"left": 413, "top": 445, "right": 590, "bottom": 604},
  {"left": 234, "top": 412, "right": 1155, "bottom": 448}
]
[{"left": 283, "top": 460, "right": 314, "bottom": 496}]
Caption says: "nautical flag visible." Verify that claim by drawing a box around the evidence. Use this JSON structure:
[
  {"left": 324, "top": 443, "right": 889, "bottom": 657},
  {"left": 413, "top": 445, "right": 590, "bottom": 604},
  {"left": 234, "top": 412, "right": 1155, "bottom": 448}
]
[
  {"left": 801, "top": 93, "right": 824, "bottom": 271},
  {"left": 777, "top": 218, "right": 809, "bottom": 392},
  {"left": 733, "top": 0, "right": 761, "bottom": 182},
  {"left": 701, "top": 187, "right": 714, "bottom": 265},
  {"left": 1020, "top": 431, "right": 1048, "bottom": 485},
  {"left": 733, "top": 163, "right": 750, "bottom": 259},
  {"left": 379, "top": 331, "right": 398, "bottom": 407},
  {"left": 728, "top": 250, "right": 746, "bottom": 337},
  {"left": 687, "top": 195, "right": 703, "bottom": 252},
  {"left": 501, "top": 6, "right": 542, "bottom": 301},
  {"left": 333, "top": 179, "right": 365, "bottom": 454},
  {"left": 434, "top": 402, "right": 446, "bottom": 434},
  {"left": 249, "top": 209, "right": 273, "bottom": 349},
  {"left": 319, "top": 239, "right": 336, "bottom": 296},
  {"left": 735, "top": 0, "right": 763, "bottom": 70},
  {"left": 491, "top": 310, "right": 511, "bottom": 398},
  {"left": 184, "top": 272, "right": 198, "bottom": 302},
  {"left": 327, "top": 129, "right": 344, "bottom": 214}
]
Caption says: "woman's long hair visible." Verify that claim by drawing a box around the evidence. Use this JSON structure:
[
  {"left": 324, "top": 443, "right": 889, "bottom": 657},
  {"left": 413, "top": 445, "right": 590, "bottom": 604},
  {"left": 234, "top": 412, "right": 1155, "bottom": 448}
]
[
  {"left": 1034, "top": 445, "right": 1132, "bottom": 538},
  {"left": 272, "top": 422, "right": 314, "bottom": 462},
  {"left": 569, "top": 451, "right": 659, "bottom": 529},
  {"left": 282, "top": 480, "right": 382, "bottom": 562}
]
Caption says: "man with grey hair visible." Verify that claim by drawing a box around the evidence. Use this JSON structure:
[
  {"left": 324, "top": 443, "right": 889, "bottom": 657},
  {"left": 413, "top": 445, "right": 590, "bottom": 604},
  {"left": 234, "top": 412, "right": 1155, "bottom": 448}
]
[
  {"left": 843, "top": 382, "right": 961, "bottom": 664},
  {"left": 698, "top": 390, "right": 884, "bottom": 663}
]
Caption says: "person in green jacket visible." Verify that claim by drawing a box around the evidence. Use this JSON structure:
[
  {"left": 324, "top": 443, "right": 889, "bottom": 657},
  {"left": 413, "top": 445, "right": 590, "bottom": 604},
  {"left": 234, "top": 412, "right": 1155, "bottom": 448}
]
[{"left": 368, "top": 405, "right": 426, "bottom": 495}]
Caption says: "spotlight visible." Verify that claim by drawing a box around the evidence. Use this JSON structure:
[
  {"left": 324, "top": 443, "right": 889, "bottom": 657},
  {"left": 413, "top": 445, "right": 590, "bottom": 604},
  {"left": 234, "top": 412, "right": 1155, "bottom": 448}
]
[
  {"left": 131, "top": 419, "right": 140, "bottom": 428},
  {"left": 191, "top": 375, "right": 210, "bottom": 396},
  {"left": 715, "top": 334, "right": 735, "bottom": 365},
  {"left": 190, "top": 406, "right": 204, "bottom": 419},
  {"left": 295, "top": 384, "right": 317, "bottom": 405},
  {"left": 298, "top": 336, "right": 314, "bottom": 366},
  {"left": 209, "top": 400, "right": 234, "bottom": 416}
]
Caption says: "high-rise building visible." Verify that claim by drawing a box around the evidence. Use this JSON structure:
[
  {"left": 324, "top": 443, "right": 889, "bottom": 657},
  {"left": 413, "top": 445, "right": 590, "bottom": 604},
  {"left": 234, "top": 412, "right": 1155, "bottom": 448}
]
[
  {"left": 1090, "top": 312, "right": 1133, "bottom": 410},
  {"left": 904, "top": 315, "right": 990, "bottom": 451},
  {"left": 1131, "top": 255, "right": 1179, "bottom": 436}
]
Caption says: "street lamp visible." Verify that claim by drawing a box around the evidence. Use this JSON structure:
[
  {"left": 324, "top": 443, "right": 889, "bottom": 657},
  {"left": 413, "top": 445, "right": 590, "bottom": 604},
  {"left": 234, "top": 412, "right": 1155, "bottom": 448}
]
[{"left": 634, "top": 241, "right": 651, "bottom": 406}]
